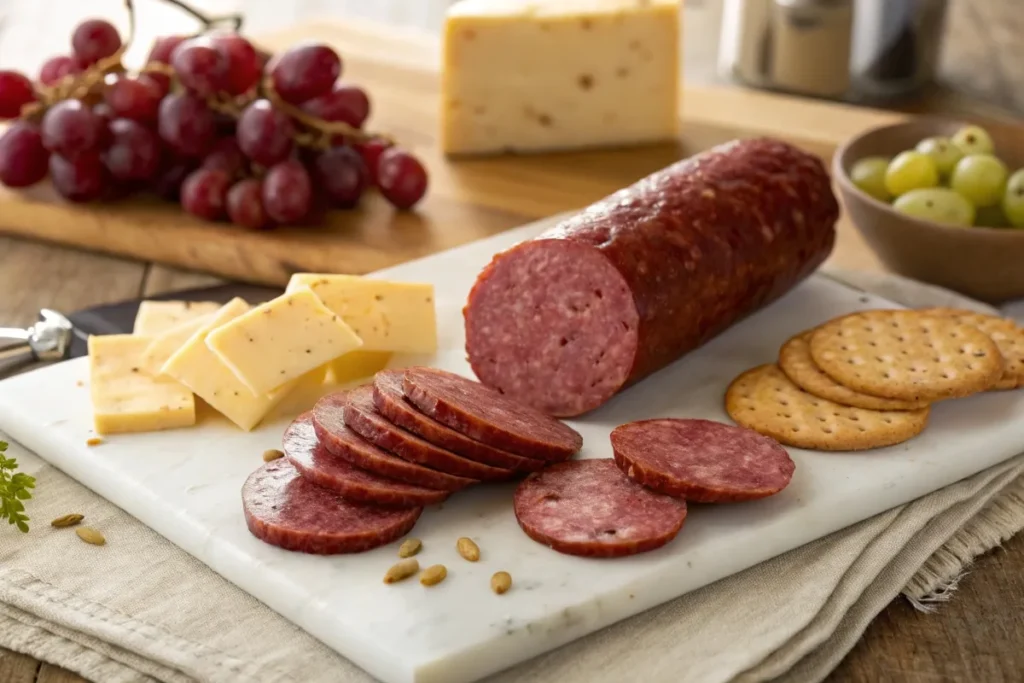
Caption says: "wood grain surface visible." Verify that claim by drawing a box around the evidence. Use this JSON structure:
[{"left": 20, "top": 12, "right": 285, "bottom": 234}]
[{"left": 1, "top": 1, "right": 1023, "bottom": 682}]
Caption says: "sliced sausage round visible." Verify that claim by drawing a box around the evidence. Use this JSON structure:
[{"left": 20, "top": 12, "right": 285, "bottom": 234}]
[
  {"left": 402, "top": 367, "right": 583, "bottom": 461},
  {"left": 313, "top": 390, "right": 476, "bottom": 492},
  {"left": 610, "top": 418, "right": 795, "bottom": 503},
  {"left": 343, "top": 386, "right": 513, "bottom": 481},
  {"left": 242, "top": 458, "right": 421, "bottom": 554},
  {"left": 373, "top": 370, "right": 545, "bottom": 473},
  {"left": 513, "top": 459, "right": 687, "bottom": 558},
  {"left": 284, "top": 413, "right": 448, "bottom": 507}
]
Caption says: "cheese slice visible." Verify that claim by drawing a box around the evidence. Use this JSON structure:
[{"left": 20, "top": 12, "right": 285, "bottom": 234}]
[
  {"left": 133, "top": 300, "right": 221, "bottom": 335},
  {"left": 441, "top": 0, "right": 681, "bottom": 155},
  {"left": 286, "top": 274, "right": 437, "bottom": 354},
  {"left": 162, "top": 298, "right": 297, "bottom": 431},
  {"left": 205, "top": 287, "right": 363, "bottom": 396},
  {"left": 325, "top": 351, "right": 393, "bottom": 385},
  {"left": 89, "top": 335, "right": 196, "bottom": 435},
  {"left": 140, "top": 314, "right": 214, "bottom": 376}
]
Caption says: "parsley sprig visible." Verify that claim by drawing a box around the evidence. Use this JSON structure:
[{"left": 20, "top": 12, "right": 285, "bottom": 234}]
[{"left": 0, "top": 441, "right": 35, "bottom": 533}]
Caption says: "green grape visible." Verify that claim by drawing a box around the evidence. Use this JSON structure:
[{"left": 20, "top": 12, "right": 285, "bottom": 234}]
[
  {"left": 892, "top": 188, "right": 975, "bottom": 227},
  {"left": 949, "top": 154, "right": 1008, "bottom": 208},
  {"left": 850, "top": 156, "right": 890, "bottom": 201},
  {"left": 1002, "top": 169, "right": 1024, "bottom": 228},
  {"left": 884, "top": 150, "right": 939, "bottom": 197},
  {"left": 951, "top": 125, "right": 995, "bottom": 156},
  {"left": 915, "top": 136, "right": 963, "bottom": 178},
  {"left": 974, "top": 204, "right": 1010, "bottom": 228}
]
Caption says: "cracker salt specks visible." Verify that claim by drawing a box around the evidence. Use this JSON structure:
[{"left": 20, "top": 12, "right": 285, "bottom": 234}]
[{"left": 917, "top": 308, "right": 1024, "bottom": 391}]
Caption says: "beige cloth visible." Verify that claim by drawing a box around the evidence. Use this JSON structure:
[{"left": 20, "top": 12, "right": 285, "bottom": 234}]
[{"left": 2, "top": 269, "right": 1023, "bottom": 683}]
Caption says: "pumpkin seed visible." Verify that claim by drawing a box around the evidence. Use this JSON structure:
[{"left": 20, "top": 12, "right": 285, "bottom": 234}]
[
  {"left": 457, "top": 537, "right": 480, "bottom": 562},
  {"left": 398, "top": 538, "right": 422, "bottom": 558},
  {"left": 384, "top": 558, "right": 419, "bottom": 584},
  {"left": 420, "top": 564, "right": 447, "bottom": 586},
  {"left": 262, "top": 449, "right": 284, "bottom": 462},
  {"left": 75, "top": 526, "right": 106, "bottom": 546},
  {"left": 51, "top": 513, "right": 84, "bottom": 528},
  {"left": 491, "top": 571, "right": 512, "bottom": 595}
]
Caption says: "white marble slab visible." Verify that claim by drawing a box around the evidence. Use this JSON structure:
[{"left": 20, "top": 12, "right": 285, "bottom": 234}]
[{"left": 2, "top": 216, "right": 1024, "bottom": 683}]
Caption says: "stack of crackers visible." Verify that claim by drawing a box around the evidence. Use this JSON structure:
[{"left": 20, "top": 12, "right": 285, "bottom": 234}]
[{"left": 725, "top": 308, "right": 1024, "bottom": 451}]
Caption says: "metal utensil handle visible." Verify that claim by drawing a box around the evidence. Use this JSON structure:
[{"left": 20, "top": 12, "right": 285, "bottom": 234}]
[
  {"left": 0, "top": 342, "right": 34, "bottom": 377},
  {"left": 0, "top": 327, "right": 30, "bottom": 344}
]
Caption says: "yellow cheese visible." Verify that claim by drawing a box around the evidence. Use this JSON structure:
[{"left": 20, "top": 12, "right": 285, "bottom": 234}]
[
  {"left": 89, "top": 335, "right": 196, "bottom": 435},
  {"left": 162, "top": 298, "right": 297, "bottom": 431},
  {"left": 325, "top": 351, "right": 393, "bottom": 385},
  {"left": 133, "top": 300, "right": 221, "bottom": 335},
  {"left": 140, "top": 314, "right": 214, "bottom": 376},
  {"left": 441, "top": 0, "right": 681, "bottom": 155},
  {"left": 205, "top": 287, "right": 363, "bottom": 396},
  {"left": 286, "top": 274, "right": 437, "bottom": 354}
]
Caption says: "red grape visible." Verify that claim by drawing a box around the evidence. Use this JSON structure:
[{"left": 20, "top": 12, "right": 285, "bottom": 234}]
[
  {"left": 152, "top": 159, "right": 195, "bottom": 201},
  {"left": 71, "top": 19, "right": 122, "bottom": 67},
  {"left": 355, "top": 138, "right": 391, "bottom": 187},
  {"left": 171, "top": 37, "right": 228, "bottom": 97},
  {"left": 227, "top": 178, "right": 269, "bottom": 229},
  {"left": 237, "top": 99, "right": 294, "bottom": 166},
  {"left": 147, "top": 35, "right": 185, "bottom": 64},
  {"left": 92, "top": 102, "right": 115, "bottom": 124},
  {"left": 50, "top": 153, "right": 107, "bottom": 202},
  {"left": 202, "top": 137, "right": 247, "bottom": 177},
  {"left": 104, "top": 76, "right": 162, "bottom": 125},
  {"left": 262, "top": 159, "right": 312, "bottom": 223},
  {"left": 39, "top": 56, "right": 81, "bottom": 86},
  {"left": 302, "top": 83, "right": 370, "bottom": 129},
  {"left": 210, "top": 32, "right": 261, "bottom": 95},
  {"left": 181, "top": 168, "right": 231, "bottom": 220},
  {"left": 41, "top": 99, "right": 105, "bottom": 159},
  {"left": 377, "top": 148, "right": 428, "bottom": 210},
  {"left": 103, "top": 118, "right": 161, "bottom": 181},
  {"left": 311, "top": 146, "right": 368, "bottom": 207},
  {"left": 270, "top": 43, "right": 341, "bottom": 104},
  {"left": 0, "top": 70, "right": 36, "bottom": 119},
  {"left": 158, "top": 92, "right": 216, "bottom": 158},
  {"left": 138, "top": 73, "right": 170, "bottom": 98},
  {"left": 0, "top": 122, "right": 49, "bottom": 188}
]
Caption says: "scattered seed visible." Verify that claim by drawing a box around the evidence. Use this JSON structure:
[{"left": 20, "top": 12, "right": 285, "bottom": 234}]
[
  {"left": 75, "top": 526, "right": 105, "bottom": 546},
  {"left": 384, "top": 558, "right": 419, "bottom": 584},
  {"left": 86, "top": 437, "right": 103, "bottom": 447},
  {"left": 51, "top": 513, "right": 84, "bottom": 528},
  {"left": 420, "top": 564, "right": 448, "bottom": 586},
  {"left": 262, "top": 449, "right": 284, "bottom": 462},
  {"left": 491, "top": 571, "right": 512, "bottom": 595},
  {"left": 398, "top": 538, "right": 422, "bottom": 558},
  {"left": 457, "top": 537, "right": 480, "bottom": 562}
]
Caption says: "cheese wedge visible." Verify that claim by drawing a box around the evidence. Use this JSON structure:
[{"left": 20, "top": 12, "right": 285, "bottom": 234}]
[
  {"left": 162, "top": 298, "right": 297, "bottom": 431},
  {"left": 205, "top": 287, "right": 363, "bottom": 396},
  {"left": 89, "top": 335, "right": 196, "bottom": 435},
  {"left": 286, "top": 274, "right": 436, "bottom": 354},
  {"left": 133, "top": 300, "right": 221, "bottom": 335},
  {"left": 441, "top": 0, "right": 681, "bottom": 155},
  {"left": 325, "top": 351, "right": 393, "bottom": 385},
  {"left": 140, "top": 314, "right": 214, "bottom": 376}
]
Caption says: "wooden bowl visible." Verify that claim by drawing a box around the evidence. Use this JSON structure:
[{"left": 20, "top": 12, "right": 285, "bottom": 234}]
[{"left": 833, "top": 118, "right": 1024, "bottom": 304}]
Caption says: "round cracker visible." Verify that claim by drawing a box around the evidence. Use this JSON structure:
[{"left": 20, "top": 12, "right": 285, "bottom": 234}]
[
  {"left": 916, "top": 308, "right": 1024, "bottom": 391},
  {"left": 778, "top": 332, "right": 928, "bottom": 411},
  {"left": 808, "top": 310, "right": 1003, "bottom": 402},
  {"left": 725, "top": 364, "right": 930, "bottom": 451}
]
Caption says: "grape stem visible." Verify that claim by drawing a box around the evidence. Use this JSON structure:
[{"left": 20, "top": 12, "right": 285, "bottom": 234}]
[{"left": 263, "top": 79, "right": 393, "bottom": 147}]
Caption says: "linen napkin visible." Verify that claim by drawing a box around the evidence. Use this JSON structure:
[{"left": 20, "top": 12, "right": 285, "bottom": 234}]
[{"left": 2, "top": 268, "right": 1023, "bottom": 683}]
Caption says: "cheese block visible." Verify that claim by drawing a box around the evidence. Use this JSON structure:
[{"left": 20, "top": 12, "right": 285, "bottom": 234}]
[
  {"left": 140, "top": 314, "right": 214, "bottom": 376},
  {"left": 205, "top": 287, "right": 363, "bottom": 396},
  {"left": 89, "top": 335, "right": 196, "bottom": 435},
  {"left": 441, "top": 0, "right": 681, "bottom": 155},
  {"left": 162, "top": 298, "right": 298, "bottom": 431},
  {"left": 325, "top": 351, "right": 393, "bottom": 385},
  {"left": 133, "top": 300, "right": 221, "bottom": 335},
  {"left": 286, "top": 274, "right": 437, "bottom": 354}
]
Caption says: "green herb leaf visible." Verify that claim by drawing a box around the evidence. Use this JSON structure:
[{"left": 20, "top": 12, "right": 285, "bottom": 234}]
[{"left": 0, "top": 441, "right": 34, "bottom": 533}]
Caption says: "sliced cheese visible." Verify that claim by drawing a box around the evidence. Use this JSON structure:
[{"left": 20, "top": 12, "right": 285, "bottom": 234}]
[
  {"left": 140, "top": 313, "right": 214, "bottom": 376},
  {"left": 325, "top": 351, "right": 393, "bottom": 385},
  {"left": 133, "top": 300, "right": 221, "bottom": 335},
  {"left": 205, "top": 287, "right": 363, "bottom": 396},
  {"left": 286, "top": 274, "right": 437, "bottom": 354},
  {"left": 89, "top": 335, "right": 196, "bottom": 435},
  {"left": 441, "top": 0, "right": 681, "bottom": 155},
  {"left": 162, "top": 298, "right": 297, "bottom": 431}
]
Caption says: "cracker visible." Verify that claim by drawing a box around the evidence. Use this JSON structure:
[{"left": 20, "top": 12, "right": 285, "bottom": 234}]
[
  {"left": 808, "top": 310, "right": 1003, "bottom": 402},
  {"left": 725, "top": 364, "right": 930, "bottom": 451},
  {"left": 778, "top": 332, "right": 928, "bottom": 411},
  {"left": 916, "top": 308, "right": 1024, "bottom": 391}
]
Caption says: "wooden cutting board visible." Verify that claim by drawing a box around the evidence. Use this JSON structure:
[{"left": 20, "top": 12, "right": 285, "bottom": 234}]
[{"left": 0, "top": 20, "right": 903, "bottom": 286}]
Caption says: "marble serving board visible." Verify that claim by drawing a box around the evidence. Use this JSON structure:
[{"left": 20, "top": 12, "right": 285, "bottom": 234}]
[{"left": 3, "top": 216, "right": 1024, "bottom": 683}]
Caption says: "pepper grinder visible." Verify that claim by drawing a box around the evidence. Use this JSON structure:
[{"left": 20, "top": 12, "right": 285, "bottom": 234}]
[{"left": 0, "top": 310, "right": 76, "bottom": 378}]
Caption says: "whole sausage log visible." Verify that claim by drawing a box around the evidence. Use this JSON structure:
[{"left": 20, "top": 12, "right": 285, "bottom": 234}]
[{"left": 463, "top": 138, "right": 839, "bottom": 417}]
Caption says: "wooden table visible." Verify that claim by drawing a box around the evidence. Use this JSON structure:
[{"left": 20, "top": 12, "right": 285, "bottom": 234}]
[{"left": 1, "top": 1, "right": 1023, "bottom": 682}]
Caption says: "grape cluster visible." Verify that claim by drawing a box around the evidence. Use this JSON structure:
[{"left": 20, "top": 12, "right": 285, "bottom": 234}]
[
  {"left": 0, "top": 18, "right": 428, "bottom": 229},
  {"left": 850, "top": 125, "right": 1024, "bottom": 229}
]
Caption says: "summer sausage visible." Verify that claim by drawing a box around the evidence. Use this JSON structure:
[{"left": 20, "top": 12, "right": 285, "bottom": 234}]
[
  {"left": 464, "top": 138, "right": 839, "bottom": 417},
  {"left": 402, "top": 367, "right": 583, "bottom": 461},
  {"left": 610, "top": 418, "right": 795, "bottom": 503},
  {"left": 284, "top": 413, "right": 449, "bottom": 507},
  {"left": 242, "top": 459, "right": 421, "bottom": 554},
  {"left": 513, "top": 459, "right": 687, "bottom": 558}
]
